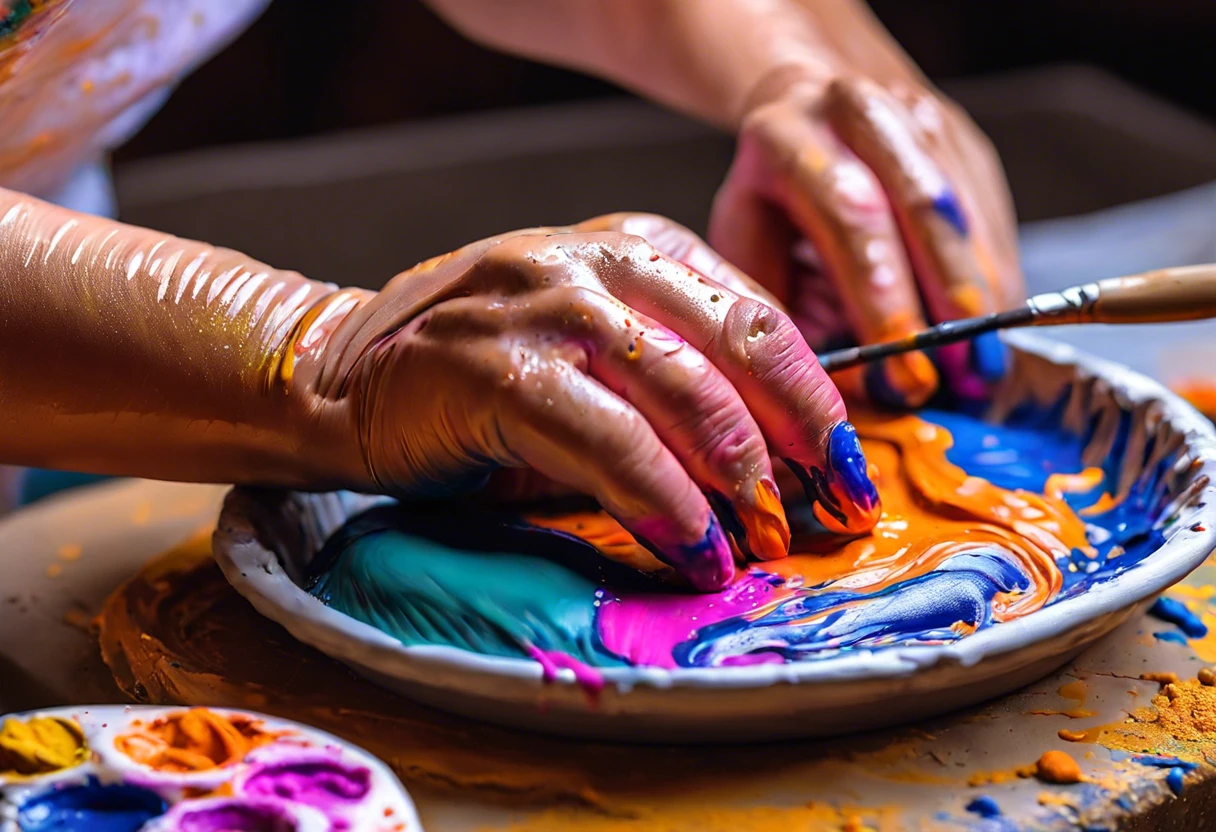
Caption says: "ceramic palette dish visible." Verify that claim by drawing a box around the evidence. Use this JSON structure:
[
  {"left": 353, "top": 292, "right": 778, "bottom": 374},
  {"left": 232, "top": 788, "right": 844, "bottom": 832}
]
[
  {"left": 212, "top": 333, "right": 1216, "bottom": 742},
  {"left": 0, "top": 706, "right": 422, "bottom": 831}
]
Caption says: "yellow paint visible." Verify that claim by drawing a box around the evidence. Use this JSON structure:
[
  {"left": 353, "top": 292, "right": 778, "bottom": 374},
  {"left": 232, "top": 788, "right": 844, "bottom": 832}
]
[
  {"left": 56, "top": 543, "right": 81, "bottom": 561},
  {"left": 0, "top": 716, "right": 88, "bottom": 777}
]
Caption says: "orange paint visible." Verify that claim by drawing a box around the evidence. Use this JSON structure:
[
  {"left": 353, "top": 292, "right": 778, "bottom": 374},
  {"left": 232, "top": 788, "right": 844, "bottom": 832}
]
[
  {"left": 1172, "top": 380, "right": 1216, "bottom": 421},
  {"left": 1034, "top": 751, "right": 1083, "bottom": 784},
  {"left": 116, "top": 708, "right": 278, "bottom": 773},
  {"left": 871, "top": 317, "right": 939, "bottom": 408},
  {"left": 1139, "top": 672, "right": 1179, "bottom": 687},
  {"left": 529, "top": 413, "right": 1081, "bottom": 624},
  {"left": 740, "top": 479, "right": 791, "bottom": 562},
  {"left": 1029, "top": 680, "right": 1096, "bottom": 719}
]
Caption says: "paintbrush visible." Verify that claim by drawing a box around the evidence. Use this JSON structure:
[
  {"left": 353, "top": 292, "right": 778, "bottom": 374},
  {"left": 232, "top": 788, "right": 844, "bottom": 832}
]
[{"left": 817, "top": 264, "right": 1216, "bottom": 373}]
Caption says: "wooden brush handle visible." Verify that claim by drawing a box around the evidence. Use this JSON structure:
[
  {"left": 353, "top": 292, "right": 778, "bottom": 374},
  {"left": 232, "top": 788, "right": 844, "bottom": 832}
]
[{"left": 1092, "top": 265, "right": 1216, "bottom": 324}]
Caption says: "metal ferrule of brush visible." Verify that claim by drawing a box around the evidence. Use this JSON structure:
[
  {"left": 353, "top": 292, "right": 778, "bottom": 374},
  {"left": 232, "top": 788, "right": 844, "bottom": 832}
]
[{"left": 1026, "top": 283, "right": 1102, "bottom": 325}]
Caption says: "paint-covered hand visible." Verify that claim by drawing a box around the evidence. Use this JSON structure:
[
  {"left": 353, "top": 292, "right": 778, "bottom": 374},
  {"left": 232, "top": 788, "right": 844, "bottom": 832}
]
[
  {"left": 710, "top": 69, "right": 1025, "bottom": 408},
  {"left": 312, "top": 215, "right": 880, "bottom": 591}
]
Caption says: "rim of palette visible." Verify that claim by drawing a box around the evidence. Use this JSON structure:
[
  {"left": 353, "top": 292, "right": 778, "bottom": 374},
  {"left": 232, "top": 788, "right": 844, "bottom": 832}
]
[{"left": 214, "top": 331, "right": 1216, "bottom": 692}]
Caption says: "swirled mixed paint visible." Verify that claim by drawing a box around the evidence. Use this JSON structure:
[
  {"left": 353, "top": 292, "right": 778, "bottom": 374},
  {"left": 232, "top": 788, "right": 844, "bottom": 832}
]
[{"left": 308, "top": 405, "right": 1179, "bottom": 670}]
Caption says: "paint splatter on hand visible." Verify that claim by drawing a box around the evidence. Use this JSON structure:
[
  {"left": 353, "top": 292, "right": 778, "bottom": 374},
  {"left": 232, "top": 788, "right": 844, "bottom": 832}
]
[
  {"left": 308, "top": 217, "right": 881, "bottom": 591},
  {"left": 709, "top": 67, "right": 1025, "bottom": 407}
]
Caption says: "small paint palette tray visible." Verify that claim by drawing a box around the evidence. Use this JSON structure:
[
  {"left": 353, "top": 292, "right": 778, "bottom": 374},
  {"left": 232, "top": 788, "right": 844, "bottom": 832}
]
[{"left": 0, "top": 705, "right": 421, "bottom": 831}]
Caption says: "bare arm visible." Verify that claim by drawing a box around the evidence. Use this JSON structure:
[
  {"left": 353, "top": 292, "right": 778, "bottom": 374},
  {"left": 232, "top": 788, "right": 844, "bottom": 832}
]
[
  {"left": 424, "top": 0, "right": 1025, "bottom": 407},
  {"left": 421, "top": 0, "right": 921, "bottom": 129},
  {"left": 0, "top": 187, "right": 365, "bottom": 486}
]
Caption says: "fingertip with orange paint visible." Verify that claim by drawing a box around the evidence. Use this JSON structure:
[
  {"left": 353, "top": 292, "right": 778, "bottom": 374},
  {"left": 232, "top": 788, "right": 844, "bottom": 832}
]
[{"left": 738, "top": 477, "right": 791, "bottom": 561}]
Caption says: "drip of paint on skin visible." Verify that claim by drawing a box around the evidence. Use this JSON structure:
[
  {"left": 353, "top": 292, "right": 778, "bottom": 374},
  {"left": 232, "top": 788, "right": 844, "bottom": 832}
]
[
  {"left": 115, "top": 708, "right": 277, "bottom": 773},
  {"left": 242, "top": 759, "right": 371, "bottom": 810},
  {"left": 965, "top": 795, "right": 1001, "bottom": 818},
  {"left": 931, "top": 189, "right": 968, "bottom": 236},
  {"left": 1148, "top": 596, "right": 1208, "bottom": 638},
  {"left": 17, "top": 777, "right": 166, "bottom": 832},
  {"left": 0, "top": 716, "right": 87, "bottom": 776},
  {"left": 168, "top": 800, "right": 296, "bottom": 832},
  {"left": 311, "top": 405, "right": 1178, "bottom": 670}
]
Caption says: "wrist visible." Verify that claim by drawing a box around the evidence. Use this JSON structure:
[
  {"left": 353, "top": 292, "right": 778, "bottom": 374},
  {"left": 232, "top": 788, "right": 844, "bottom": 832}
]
[{"left": 271, "top": 287, "right": 380, "bottom": 493}]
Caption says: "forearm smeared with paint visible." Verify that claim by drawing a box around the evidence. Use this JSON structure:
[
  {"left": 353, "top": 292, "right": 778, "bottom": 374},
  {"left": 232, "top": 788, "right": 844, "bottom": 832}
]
[
  {"left": 0, "top": 192, "right": 878, "bottom": 591},
  {"left": 423, "top": 0, "right": 1026, "bottom": 407}
]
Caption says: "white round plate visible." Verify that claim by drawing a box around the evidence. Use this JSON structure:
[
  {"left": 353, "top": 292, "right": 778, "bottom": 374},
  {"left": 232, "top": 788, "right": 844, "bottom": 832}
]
[{"left": 213, "top": 333, "right": 1216, "bottom": 742}]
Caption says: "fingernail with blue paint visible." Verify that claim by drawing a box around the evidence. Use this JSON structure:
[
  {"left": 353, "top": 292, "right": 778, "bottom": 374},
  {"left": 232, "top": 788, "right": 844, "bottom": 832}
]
[
  {"left": 783, "top": 421, "right": 881, "bottom": 537},
  {"left": 969, "top": 331, "right": 1009, "bottom": 383},
  {"left": 828, "top": 422, "right": 879, "bottom": 514},
  {"left": 932, "top": 188, "right": 968, "bottom": 236}
]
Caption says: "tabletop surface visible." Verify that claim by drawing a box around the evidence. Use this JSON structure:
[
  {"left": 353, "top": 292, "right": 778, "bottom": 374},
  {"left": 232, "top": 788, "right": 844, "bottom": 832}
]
[{"left": 3, "top": 475, "right": 1216, "bottom": 832}]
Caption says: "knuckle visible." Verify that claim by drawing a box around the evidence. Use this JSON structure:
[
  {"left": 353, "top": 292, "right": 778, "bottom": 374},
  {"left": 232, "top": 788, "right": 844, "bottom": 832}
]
[
  {"left": 471, "top": 235, "right": 553, "bottom": 291},
  {"left": 686, "top": 399, "right": 766, "bottom": 471}
]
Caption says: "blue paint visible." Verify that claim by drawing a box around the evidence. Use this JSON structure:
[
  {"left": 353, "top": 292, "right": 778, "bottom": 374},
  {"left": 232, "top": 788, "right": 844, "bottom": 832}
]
[
  {"left": 783, "top": 421, "right": 878, "bottom": 537},
  {"left": 827, "top": 421, "right": 879, "bottom": 511},
  {"left": 17, "top": 778, "right": 166, "bottom": 832},
  {"left": 673, "top": 548, "right": 1030, "bottom": 666},
  {"left": 1153, "top": 630, "right": 1189, "bottom": 644},
  {"left": 1148, "top": 596, "right": 1208, "bottom": 638},
  {"left": 968, "top": 332, "right": 1009, "bottom": 383},
  {"left": 1129, "top": 754, "right": 1198, "bottom": 772},
  {"left": 1166, "top": 767, "right": 1187, "bottom": 796},
  {"left": 932, "top": 189, "right": 969, "bottom": 235},
  {"left": 966, "top": 795, "right": 1001, "bottom": 818}
]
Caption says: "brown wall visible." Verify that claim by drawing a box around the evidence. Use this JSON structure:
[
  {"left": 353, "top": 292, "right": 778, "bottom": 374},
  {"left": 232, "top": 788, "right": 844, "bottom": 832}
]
[{"left": 116, "top": 1, "right": 1216, "bottom": 163}]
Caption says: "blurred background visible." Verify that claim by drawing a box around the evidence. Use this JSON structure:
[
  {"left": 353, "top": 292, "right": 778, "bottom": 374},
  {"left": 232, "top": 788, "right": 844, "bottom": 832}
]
[{"left": 111, "top": 0, "right": 1216, "bottom": 294}]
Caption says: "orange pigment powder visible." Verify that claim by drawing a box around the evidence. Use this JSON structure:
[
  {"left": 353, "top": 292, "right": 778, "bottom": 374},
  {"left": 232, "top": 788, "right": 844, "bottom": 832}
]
[{"left": 115, "top": 707, "right": 278, "bottom": 772}]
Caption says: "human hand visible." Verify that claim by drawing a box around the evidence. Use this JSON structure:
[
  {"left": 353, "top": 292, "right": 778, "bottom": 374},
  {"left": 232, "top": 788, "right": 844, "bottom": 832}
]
[
  {"left": 710, "top": 61, "right": 1024, "bottom": 408},
  {"left": 307, "top": 214, "right": 880, "bottom": 591}
]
